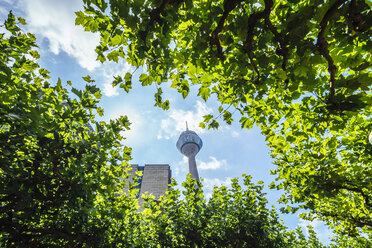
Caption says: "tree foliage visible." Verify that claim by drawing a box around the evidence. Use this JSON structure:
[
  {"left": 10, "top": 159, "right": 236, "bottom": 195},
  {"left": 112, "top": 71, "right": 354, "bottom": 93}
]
[
  {"left": 78, "top": 0, "right": 372, "bottom": 238},
  {"left": 0, "top": 12, "right": 329, "bottom": 247},
  {"left": 141, "top": 176, "right": 327, "bottom": 248},
  {"left": 0, "top": 12, "right": 135, "bottom": 247}
]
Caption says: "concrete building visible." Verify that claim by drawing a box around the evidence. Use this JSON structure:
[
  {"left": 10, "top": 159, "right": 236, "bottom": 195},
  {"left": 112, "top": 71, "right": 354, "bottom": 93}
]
[{"left": 128, "top": 164, "right": 171, "bottom": 200}]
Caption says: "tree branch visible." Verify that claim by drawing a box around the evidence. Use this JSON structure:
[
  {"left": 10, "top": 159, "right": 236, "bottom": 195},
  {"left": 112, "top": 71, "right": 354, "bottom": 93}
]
[
  {"left": 139, "top": 0, "right": 183, "bottom": 44},
  {"left": 248, "top": 52, "right": 260, "bottom": 84},
  {"left": 334, "top": 184, "right": 371, "bottom": 209},
  {"left": 348, "top": 0, "right": 367, "bottom": 32},
  {"left": 210, "top": 0, "right": 244, "bottom": 59},
  {"left": 242, "top": 7, "right": 266, "bottom": 84},
  {"left": 319, "top": 209, "right": 372, "bottom": 228},
  {"left": 316, "top": 0, "right": 347, "bottom": 104},
  {"left": 243, "top": 12, "right": 264, "bottom": 54},
  {"left": 263, "top": 0, "right": 288, "bottom": 72}
]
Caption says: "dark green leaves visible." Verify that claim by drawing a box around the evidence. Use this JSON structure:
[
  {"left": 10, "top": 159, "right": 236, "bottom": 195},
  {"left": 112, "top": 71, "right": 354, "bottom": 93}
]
[
  {"left": 29, "top": 50, "right": 40, "bottom": 59},
  {"left": 78, "top": 0, "right": 372, "bottom": 240},
  {"left": 5, "top": 12, "right": 20, "bottom": 34},
  {"left": 97, "top": 107, "right": 104, "bottom": 116},
  {"left": 17, "top": 16, "right": 26, "bottom": 25},
  {"left": 71, "top": 87, "right": 82, "bottom": 98},
  {"left": 240, "top": 117, "right": 254, "bottom": 129},
  {"left": 117, "top": 72, "right": 133, "bottom": 93},
  {"left": 141, "top": 176, "right": 326, "bottom": 248},
  {"left": 82, "top": 74, "right": 95, "bottom": 83},
  {"left": 0, "top": 14, "right": 135, "bottom": 246},
  {"left": 179, "top": 79, "right": 189, "bottom": 98}
]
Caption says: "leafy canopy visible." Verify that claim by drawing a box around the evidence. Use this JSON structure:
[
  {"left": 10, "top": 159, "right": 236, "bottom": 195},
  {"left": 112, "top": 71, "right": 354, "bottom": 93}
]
[
  {"left": 78, "top": 0, "right": 372, "bottom": 238},
  {"left": 0, "top": 11, "right": 331, "bottom": 248},
  {"left": 0, "top": 12, "right": 134, "bottom": 247},
  {"left": 140, "top": 176, "right": 328, "bottom": 248}
]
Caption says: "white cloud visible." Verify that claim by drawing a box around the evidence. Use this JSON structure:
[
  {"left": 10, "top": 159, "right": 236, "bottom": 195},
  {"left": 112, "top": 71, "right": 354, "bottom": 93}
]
[
  {"left": 15, "top": 0, "right": 134, "bottom": 96},
  {"left": 202, "top": 177, "right": 232, "bottom": 199},
  {"left": 298, "top": 219, "right": 319, "bottom": 236},
  {"left": 173, "top": 157, "right": 189, "bottom": 179},
  {"left": 231, "top": 130, "right": 240, "bottom": 138},
  {"left": 20, "top": 0, "right": 100, "bottom": 71},
  {"left": 99, "top": 61, "right": 132, "bottom": 97},
  {"left": 298, "top": 218, "right": 333, "bottom": 242},
  {"left": 158, "top": 100, "right": 212, "bottom": 139},
  {"left": 0, "top": 6, "right": 8, "bottom": 17},
  {"left": 202, "top": 177, "right": 232, "bottom": 188},
  {"left": 102, "top": 104, "right": 145, "bottom": 146},
  {"left": 0, "top": 1, "right": 19, "bottom": 20},
  {"left": 172, "top": 157, "right": 231, "bottom": 198},
  {"left": 198, "top": 156, "right": 227, "bottom": 170},
  {"left": 103, "top": 83, "right": 119, "bottom": 97}
]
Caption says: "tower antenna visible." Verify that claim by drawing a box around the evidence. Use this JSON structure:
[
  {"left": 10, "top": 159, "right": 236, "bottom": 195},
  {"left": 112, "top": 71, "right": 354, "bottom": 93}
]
[{"left": 186, "top": 121, "right": 189, "bottom": 131}]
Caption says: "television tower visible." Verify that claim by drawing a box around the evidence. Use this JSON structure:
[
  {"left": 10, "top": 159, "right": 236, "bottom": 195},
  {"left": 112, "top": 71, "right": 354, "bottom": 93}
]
[{"left": 176, "top": 122, "right": 203, "bottom": 182}]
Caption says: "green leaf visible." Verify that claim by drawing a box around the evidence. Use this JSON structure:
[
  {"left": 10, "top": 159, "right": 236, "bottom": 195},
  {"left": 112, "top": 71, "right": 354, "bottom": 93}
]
[
  {"left": 107, "top": 50, "right": 120, "bottom": 62},
  {"left": 39, "top": 68, "right": 50, "bottom": 77},
  {"left": 161, "top": 100, "right": 170, "bottom": 110},
  {"left": 240, "top": 117, "right": 254, "bottom": 129},
  {"left": 203, "top": 114, "right": 213, "bottom": 123},
  {"left": 276, "top": 68, "right": 287, "bottom": 80},
  {"left": 82, "top": 75, "right": 95, "bottom": 83},
  {"left": 111, "top": 34, "right": 121, "bottom": 46},
  {"left": 179, "top": 79, "right": 189, "bottom": 98},
  {"left": 208, "top": 119, "right": 220, "bottom": 129},
  {"left": 29, "top": 50, "right": 40, "bottom": 59},
  {"left": 139, "top": 73, "right": 152, "bottom": 86},
  {"left": 112, "top": 75, "right": 123, "bottom": 87},
  {"left": 71, "top": 87, "right": 82, "bottom": 98},
  {"left": 97, "top": 107, "right": 104, "bottom": 116},
  {"left": 223, "top": 111, "right": 233, "bottom": 125},
  {"left": 198, "top": 86, "right": 210, "bottom": 101},
  {"left": 17, "top": 17, "right": 26, "bottom": 25}
]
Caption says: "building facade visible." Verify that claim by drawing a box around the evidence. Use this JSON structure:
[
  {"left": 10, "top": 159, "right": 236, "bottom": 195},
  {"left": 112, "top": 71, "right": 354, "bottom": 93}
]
[{"left": 128, "top": 164, "right": 171, "bottom": 200}]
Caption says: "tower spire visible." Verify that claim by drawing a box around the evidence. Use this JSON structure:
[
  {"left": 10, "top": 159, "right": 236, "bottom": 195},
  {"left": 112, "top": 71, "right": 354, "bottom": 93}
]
[{"left": 186, "top": 121, "right": 189, "bottom": 131}]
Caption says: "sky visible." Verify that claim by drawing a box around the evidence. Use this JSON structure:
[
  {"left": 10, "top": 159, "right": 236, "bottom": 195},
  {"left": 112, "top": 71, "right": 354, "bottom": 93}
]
[{"left": 0, "top": 0, "right": 333, "bottom": 243}]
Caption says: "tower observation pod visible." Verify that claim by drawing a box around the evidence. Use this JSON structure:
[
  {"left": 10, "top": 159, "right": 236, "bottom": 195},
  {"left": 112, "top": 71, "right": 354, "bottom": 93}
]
[{"left": 176, "top": 123, "right": 203, "bottom": 182}]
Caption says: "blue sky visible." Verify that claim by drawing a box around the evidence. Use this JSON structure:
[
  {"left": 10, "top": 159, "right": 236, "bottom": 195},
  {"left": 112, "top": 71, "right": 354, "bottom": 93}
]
[{"left": 0, "top": 0, "right": 333, "bottom": 243}]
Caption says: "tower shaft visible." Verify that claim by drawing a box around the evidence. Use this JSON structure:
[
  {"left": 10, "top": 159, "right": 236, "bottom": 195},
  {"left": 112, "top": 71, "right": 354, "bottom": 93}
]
[{"left": 188, "top": 155, "right": 200, "bottom": 181}]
